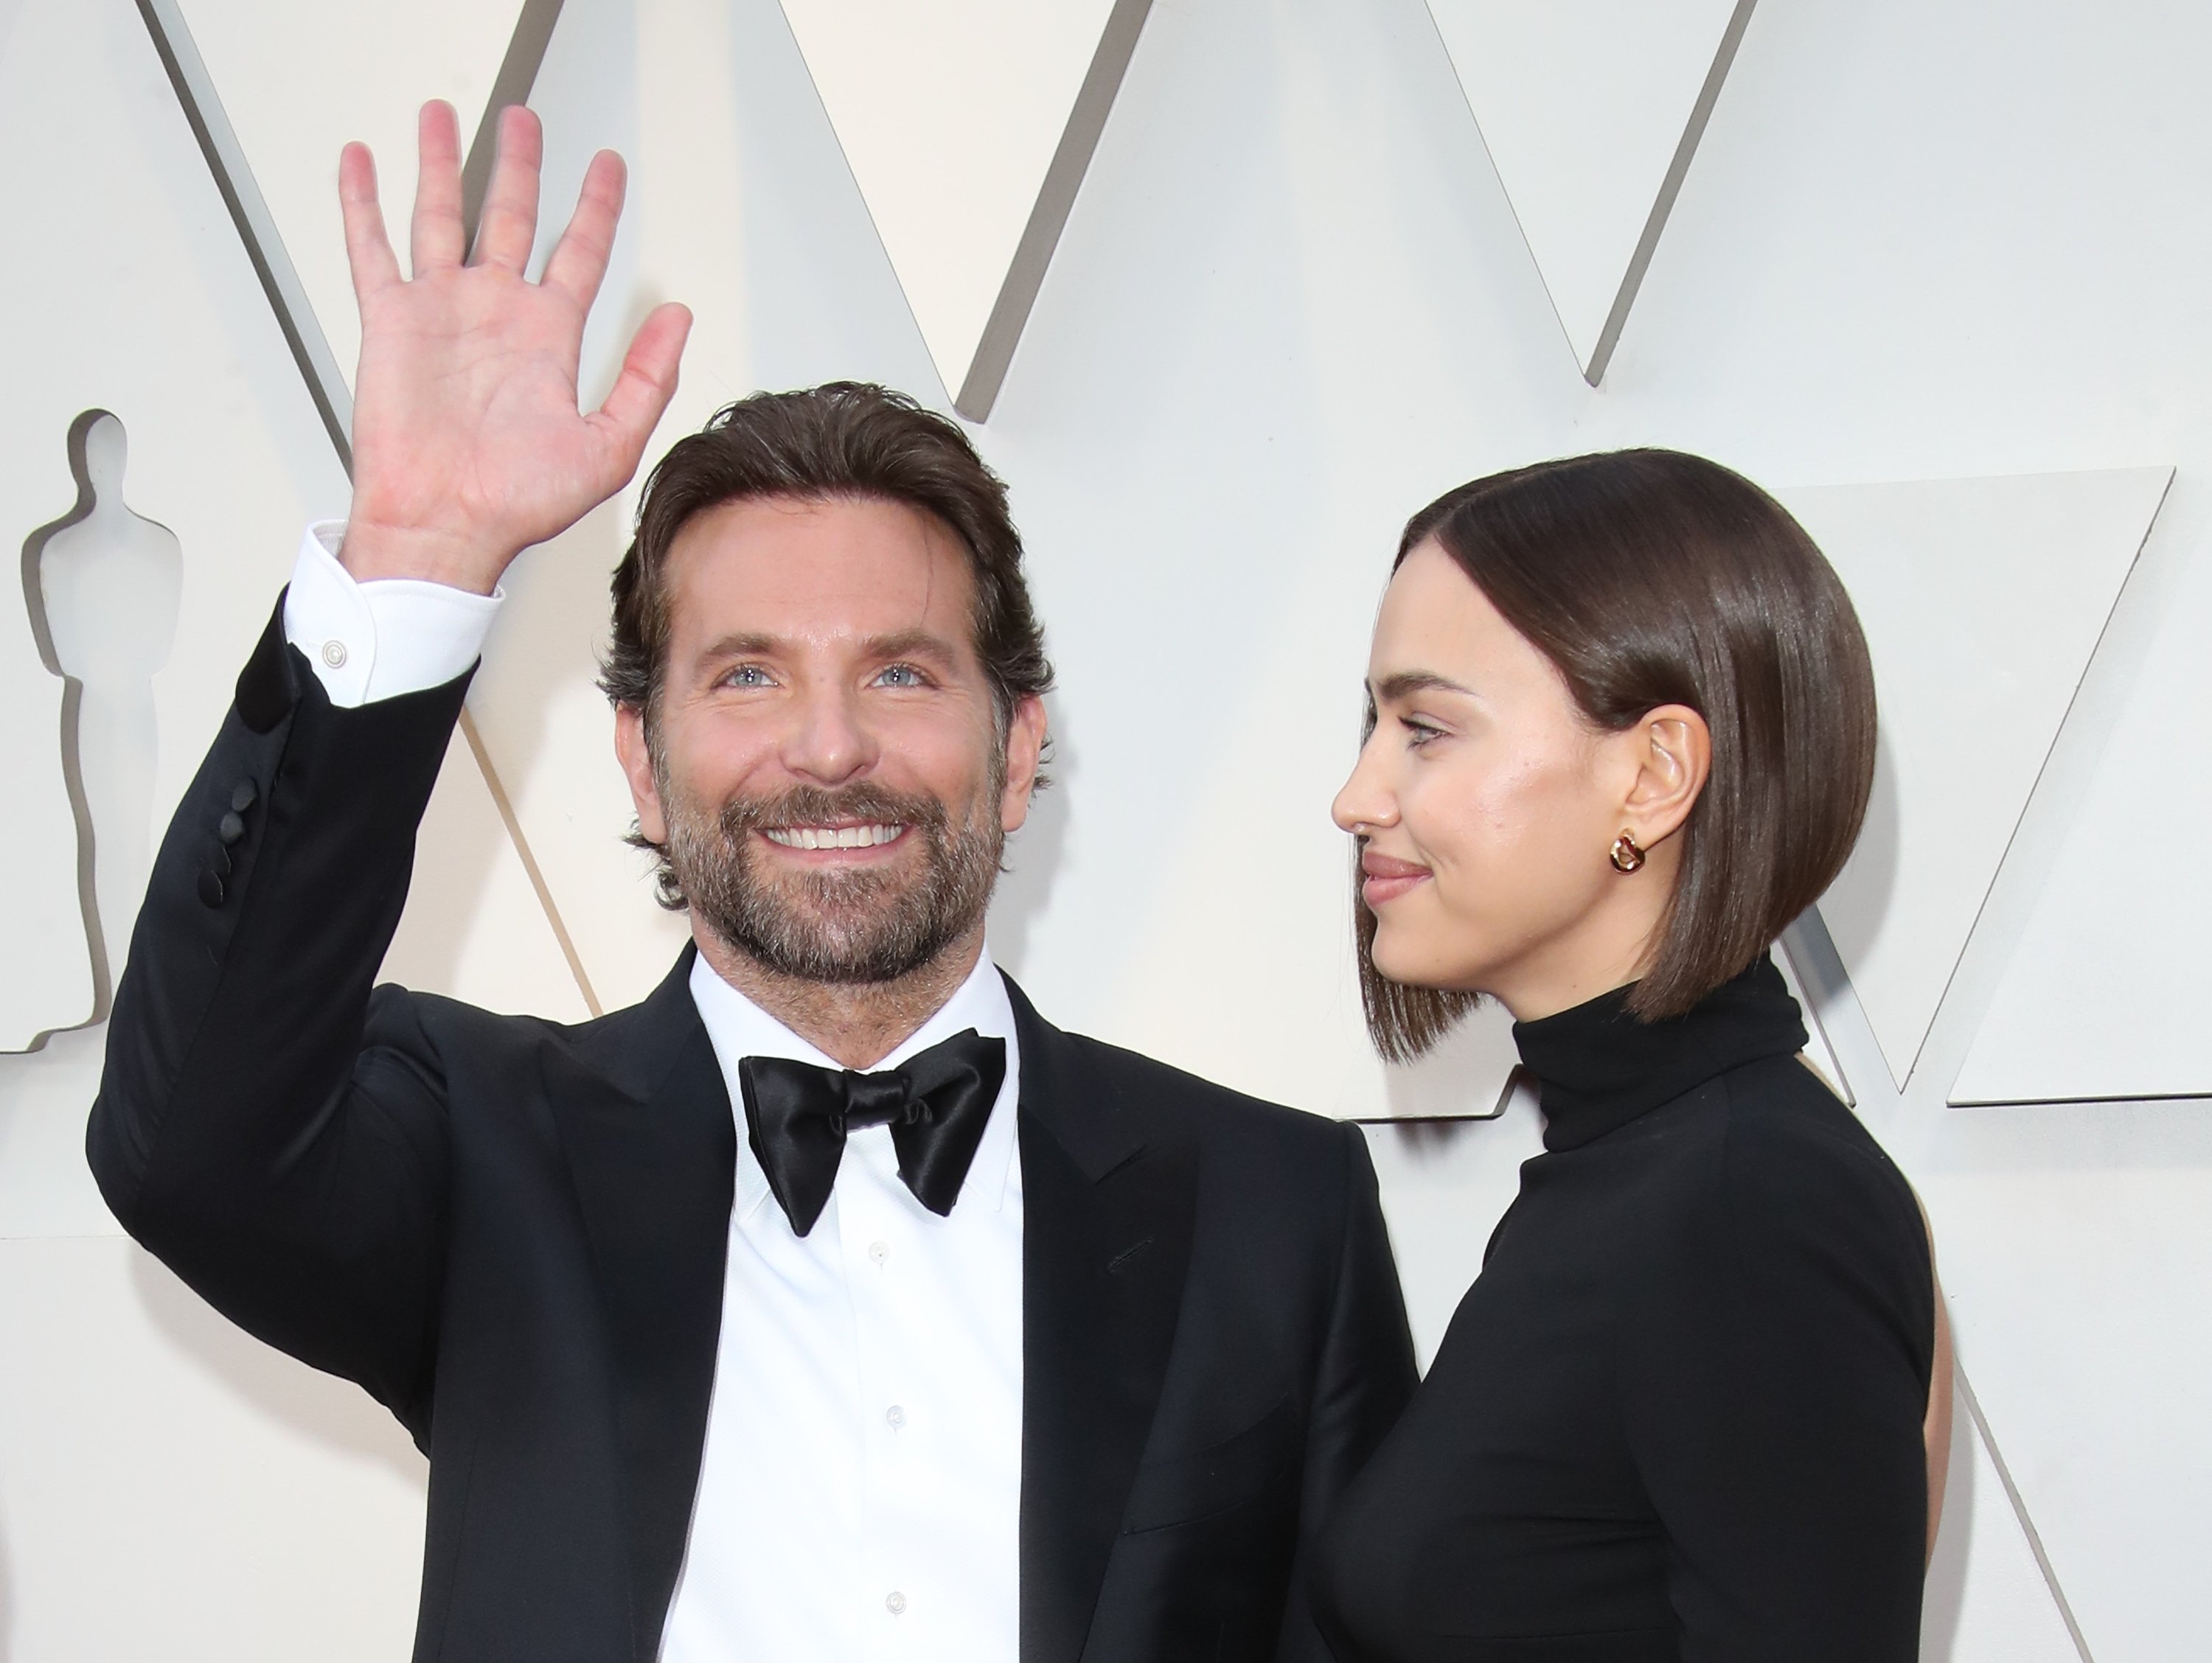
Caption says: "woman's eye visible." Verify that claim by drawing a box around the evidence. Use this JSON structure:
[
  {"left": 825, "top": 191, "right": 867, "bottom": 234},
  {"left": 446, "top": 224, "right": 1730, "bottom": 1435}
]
[
  {"left": 876, "top": 664, "right": 925, "bottom": 688},
  {"left": 1400, "top": 715, "right": 1445, "bottom": 747}
]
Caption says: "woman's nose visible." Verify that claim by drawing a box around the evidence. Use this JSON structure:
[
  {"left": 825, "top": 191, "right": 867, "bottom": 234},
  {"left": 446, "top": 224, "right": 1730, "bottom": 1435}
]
[{"left": 1332, "top": 734, "right": 1397, "bottom": 834}]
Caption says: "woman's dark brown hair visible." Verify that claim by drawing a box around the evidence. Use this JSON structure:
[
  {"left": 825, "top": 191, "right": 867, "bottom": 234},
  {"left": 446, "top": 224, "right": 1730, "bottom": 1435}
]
[
  {"left": 600, "top": 381, "right": 1052, "bottom": 739},
  {"left": 1359, "top": 448, "right": 1877, "bottom": 1059}
]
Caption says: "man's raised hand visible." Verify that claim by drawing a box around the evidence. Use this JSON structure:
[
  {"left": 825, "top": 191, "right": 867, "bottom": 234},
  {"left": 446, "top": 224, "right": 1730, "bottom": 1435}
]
[{"left": 337, "top": 101, "right": 692, "bottom": 594}]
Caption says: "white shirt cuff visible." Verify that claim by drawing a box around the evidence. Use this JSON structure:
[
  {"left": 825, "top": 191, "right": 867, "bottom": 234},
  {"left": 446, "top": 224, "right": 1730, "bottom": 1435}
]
[{"left": 282, "top": 521, "right": 503, "bottom": 707}]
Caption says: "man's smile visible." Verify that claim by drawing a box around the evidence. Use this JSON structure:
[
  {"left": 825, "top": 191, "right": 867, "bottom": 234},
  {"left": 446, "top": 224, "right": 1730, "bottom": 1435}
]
[{"left": 759, "top": 823, "right": 910, "bottom": 851}]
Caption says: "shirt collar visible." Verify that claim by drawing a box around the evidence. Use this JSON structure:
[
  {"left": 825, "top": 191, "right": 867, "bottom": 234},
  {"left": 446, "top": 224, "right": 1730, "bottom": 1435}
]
[
  {"left": 1510, "top": 954, "right": 1807, "bottom": 1151},
  {"left": 688, "top": 947, "right": 1023, "bottom": 1227}
]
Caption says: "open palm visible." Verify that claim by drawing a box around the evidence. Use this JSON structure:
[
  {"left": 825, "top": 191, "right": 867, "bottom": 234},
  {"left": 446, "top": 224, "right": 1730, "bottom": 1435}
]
[{"left": 338, "top": 102, "right": 690, "bottom": 593}]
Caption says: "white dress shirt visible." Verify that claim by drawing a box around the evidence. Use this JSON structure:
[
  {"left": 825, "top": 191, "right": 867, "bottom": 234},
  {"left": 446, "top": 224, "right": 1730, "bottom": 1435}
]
[
  {"left": 282, "top": 521, "right": 503, "bottom": 706},
  {"left": 666, "top": 952, "right": 1023, "bottom": 1663},
  {"left": 285, "top": 526, "right": 1027, "bottom": 1663}
]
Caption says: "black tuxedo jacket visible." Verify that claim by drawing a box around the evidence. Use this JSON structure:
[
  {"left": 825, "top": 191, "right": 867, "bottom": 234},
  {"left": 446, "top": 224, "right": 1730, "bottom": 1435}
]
[{"left": 88, "top": 607, "right": 1417, "bottom": 1663}]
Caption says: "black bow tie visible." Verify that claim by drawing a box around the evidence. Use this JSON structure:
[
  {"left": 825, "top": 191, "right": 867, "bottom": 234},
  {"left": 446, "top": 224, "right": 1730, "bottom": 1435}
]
[{"left": 737, "top": 1030, "right": 1007, "bottom": 1237}]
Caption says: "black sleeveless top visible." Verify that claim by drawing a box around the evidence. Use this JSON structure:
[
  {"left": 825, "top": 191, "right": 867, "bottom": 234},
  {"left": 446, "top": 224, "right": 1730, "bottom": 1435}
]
[{"left": 1309, "top": 958, "right": 1933, "bottom": 1662}]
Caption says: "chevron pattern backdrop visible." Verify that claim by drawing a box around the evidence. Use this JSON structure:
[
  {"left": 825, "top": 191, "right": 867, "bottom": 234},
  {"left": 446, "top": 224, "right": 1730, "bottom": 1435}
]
[{"left": 3, "top": 1, "right": 2208, "bottom": 1658}]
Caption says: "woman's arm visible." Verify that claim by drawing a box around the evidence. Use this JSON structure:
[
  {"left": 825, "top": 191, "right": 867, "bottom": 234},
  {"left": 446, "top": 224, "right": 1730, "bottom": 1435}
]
[
  {"left": 1626, "top": 1097, "right": 1937, "bottom": 1663},
  {"left": 1923, "top": 1196, "right": 1955, "bottom": 1565}
]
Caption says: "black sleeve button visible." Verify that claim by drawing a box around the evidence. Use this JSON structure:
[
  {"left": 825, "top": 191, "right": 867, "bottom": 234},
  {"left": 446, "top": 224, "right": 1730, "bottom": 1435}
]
[
  {"left": 229, "top": 781, "right": 257, "bottom": 815},
  {"left": 196, "top": 869, "right": 226, "bottom": 909},
  {"left": 209, "top": 845, "right": 232, "bottom": 879},
  {"left": 218, "top": 811, "right": 246, "bottom": 846}
]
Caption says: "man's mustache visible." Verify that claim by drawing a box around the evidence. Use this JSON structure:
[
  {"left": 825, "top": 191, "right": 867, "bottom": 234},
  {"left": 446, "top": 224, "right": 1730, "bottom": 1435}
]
[{"left": 717, "top": 782, "right": 950, "bottom": 842}]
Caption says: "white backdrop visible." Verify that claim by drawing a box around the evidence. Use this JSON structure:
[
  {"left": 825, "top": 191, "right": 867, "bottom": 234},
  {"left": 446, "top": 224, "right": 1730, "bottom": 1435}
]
[{"left": 4, "top": 1, "right": 2210, "bottom": 1659}]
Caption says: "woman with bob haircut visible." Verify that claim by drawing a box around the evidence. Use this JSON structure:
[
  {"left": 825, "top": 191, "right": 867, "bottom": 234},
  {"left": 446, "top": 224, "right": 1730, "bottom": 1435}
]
[{"left": 1308, "top": 450, "right": 1952, "bottom": 1662}]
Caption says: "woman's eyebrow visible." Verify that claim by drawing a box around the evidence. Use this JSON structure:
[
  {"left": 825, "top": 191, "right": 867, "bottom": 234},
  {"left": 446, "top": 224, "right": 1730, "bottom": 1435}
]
[{"left": 1371, "top": 669, "right": 1473, "bottom": 702}]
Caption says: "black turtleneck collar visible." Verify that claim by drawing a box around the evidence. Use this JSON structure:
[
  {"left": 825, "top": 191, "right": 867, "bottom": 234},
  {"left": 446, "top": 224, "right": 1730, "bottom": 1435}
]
[{"left": 1511, "top": 955, "right": 1809, "bottom": 1152}]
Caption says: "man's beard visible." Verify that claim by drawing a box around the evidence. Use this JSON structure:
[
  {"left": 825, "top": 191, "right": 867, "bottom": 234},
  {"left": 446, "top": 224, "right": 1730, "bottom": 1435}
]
[{"left": 661, "top": 770, "right": 1004, "bottom": 986}]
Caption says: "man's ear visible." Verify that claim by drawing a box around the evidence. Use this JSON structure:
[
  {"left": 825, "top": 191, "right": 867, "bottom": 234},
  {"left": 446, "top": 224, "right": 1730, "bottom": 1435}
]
[
  {"left": 614, "top": 702, "right": 669, "bottom": 845},
  {"left": 1618, "top": 702, "right": 1711, "bottom": 848},
  {"left": 999, "top": 695, "right": 1048, "bottom": 834}
]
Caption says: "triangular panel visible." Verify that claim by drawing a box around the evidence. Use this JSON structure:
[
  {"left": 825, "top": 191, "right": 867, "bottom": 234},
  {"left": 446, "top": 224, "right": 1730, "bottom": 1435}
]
[
  {"left": 1781, "top": 470, "right": 2170, "bottom": 1089},
  {"left": 1952, "top": 519, "right": 2212, "bottom": 1104},
  {"left": 381, "top": 730, "right": 595, "bottom": 1022},
  {"left": 1923, "top": 1378, "right": 2093, "bottom": 1663},
  {"left": 167, "top": 0, "right": 532, "bottom": 392},
  {"left": 779, "top": 0, "right": 1149, "bottom": 417},
  {"left": 3, "top": 0, "right": 576, "bottom": 1056},
  {"left": 1, "top": 0, "right": 357, "bottom": 1045},
  {"left": 1426, "top": 0, "right": 1753, "bottom": 383}
]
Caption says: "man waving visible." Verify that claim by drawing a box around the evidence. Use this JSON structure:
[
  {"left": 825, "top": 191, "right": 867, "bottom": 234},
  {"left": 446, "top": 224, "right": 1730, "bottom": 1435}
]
[{"left": 90, "top": 101, "right": 1414, "bottom": 1663}]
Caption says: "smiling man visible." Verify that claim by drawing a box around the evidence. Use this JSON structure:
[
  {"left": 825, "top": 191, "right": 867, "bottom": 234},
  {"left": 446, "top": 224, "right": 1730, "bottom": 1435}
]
[{"left": 87, "top": 104, "right": 1413, "bottom": 1663}]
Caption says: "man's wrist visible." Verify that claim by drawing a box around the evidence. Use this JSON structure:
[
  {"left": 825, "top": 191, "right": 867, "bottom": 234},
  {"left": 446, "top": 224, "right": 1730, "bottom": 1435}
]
[
  {"left": 337, "top": 519, "right": 509, "bottom": 596},
  {"left": 288, "top": 523, "right": 504, "bottom": 707}
]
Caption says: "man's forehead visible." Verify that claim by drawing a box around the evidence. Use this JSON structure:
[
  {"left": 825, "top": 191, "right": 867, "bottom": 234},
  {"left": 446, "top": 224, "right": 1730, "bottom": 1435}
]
[{"left": 664, "top": 495, "right": 977, "bottom": 643}]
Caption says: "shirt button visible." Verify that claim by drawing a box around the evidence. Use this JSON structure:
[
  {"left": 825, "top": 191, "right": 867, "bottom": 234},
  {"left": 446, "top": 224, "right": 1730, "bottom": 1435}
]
[
  {"left": 868, "top": 1240, "right": 889, "bottom": 1266},
  {"left": 885, "top": 1591, "right": 907, "bottom": 1616},
  {"left": 886, "top": 1404, "right": 906, "bottom": 1430},
  {"left": 321, "top": 639, "right": 349, "bottom": 669}
]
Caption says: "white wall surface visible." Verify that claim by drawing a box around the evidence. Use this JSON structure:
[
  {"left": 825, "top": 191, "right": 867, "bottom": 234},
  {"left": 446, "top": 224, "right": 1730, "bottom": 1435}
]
[{"left": 8, "top": 0, "right": 2212, "bottom": 1659}]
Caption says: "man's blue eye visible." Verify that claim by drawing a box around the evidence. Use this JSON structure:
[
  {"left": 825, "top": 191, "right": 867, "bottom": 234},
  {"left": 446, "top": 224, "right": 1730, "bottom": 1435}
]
[
  {"left": 728, "top": 665, "right": 771, "bottom": 688},
  {"left": 877, "top": 665, "right": 924, "bottom": 688}
]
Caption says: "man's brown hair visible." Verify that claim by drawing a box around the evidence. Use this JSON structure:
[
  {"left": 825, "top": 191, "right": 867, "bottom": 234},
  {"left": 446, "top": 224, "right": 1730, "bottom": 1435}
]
[
  {"left": 601, "top": 382, "right": 1054, "bottom": 903},
  {"left": 1359, "top": 448, "right": 1877, "bottom": 1059},
  {"left": 602, "top": 381, "right": 1053, "bottom": 733}
]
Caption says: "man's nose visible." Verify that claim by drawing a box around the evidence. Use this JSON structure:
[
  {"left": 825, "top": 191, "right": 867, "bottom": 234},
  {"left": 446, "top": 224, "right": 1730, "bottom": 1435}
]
[{"left": 781, "top": 685, "right": 877, "bottom": 785}]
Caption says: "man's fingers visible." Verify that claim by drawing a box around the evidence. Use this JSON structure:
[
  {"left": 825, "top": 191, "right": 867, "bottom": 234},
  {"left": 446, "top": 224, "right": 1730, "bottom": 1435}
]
[
  {"left": 338, "top": 142, "right": 402, "bottom": 299},
  {"left": 589, "top": 302, "right": 693, "bottom": 478},
  {"left": 472, "top": 105, "right": 544, "bottom": 274},
  {"left": 540, "top": 150, "right": 627, "bottom": 313},
  {"left": 410, "top": 100, "right": 466, "bottom": 273}
]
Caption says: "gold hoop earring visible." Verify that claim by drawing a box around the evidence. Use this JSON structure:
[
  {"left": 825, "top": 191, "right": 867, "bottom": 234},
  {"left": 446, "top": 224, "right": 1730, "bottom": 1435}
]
[{"left": 1610, "top": 831, "right": 1646, "bottom": 874}]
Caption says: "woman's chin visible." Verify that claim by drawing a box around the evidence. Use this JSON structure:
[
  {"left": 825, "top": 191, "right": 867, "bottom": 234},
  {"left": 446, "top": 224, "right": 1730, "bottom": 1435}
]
[{"left": 1371, "top": 933, "right": 1484, "bottom": 997}]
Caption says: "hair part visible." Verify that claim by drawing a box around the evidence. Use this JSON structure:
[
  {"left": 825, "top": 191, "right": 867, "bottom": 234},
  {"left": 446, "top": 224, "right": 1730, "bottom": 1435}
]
[
  {"left": 1358, "top": 447, "right": 1877, "bottom": 1057},
  {"left": 600, "top": 382, "right": 1054, "bottom": 907}
]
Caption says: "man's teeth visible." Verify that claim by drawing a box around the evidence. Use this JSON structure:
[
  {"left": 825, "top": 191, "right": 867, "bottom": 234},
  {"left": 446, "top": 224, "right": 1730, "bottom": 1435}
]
[{"left": 762, "top": 824, "right": 906, "bottom": 851}]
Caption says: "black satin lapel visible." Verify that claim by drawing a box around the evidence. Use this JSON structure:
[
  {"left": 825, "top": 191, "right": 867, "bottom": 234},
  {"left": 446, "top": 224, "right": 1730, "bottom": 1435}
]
[
  {"left": 1019, "top": 1104, "right": 1199, "bottom": 1663},
  {"left": 547, "top": 990, "right": 735, "bottom": 1662}
]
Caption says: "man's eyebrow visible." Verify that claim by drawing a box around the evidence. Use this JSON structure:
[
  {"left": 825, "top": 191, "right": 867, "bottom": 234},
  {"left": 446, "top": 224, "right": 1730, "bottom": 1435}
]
[
  {"left": 693, "top": 628, "right": 964, "bottom": 663},
  {"left": 1371, "top": 670, "right": 1473, "bottom": 702},
  {"left": 698, "top": 631, "right": 781, "bottom": 660},
  {"left": 863, "top": 627, "right": 963, "bottom": 663}
]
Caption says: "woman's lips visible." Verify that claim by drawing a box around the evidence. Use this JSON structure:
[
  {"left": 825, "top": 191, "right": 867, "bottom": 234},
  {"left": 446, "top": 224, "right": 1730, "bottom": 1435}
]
[{"left": 1360, "top": 849, "right": 1431, "bottom": 907}]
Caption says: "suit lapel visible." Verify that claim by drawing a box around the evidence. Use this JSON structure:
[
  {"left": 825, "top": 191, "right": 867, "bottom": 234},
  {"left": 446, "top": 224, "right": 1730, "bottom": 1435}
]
[
  {"left": 1010, "top": 977, "right": 1200, "bottom": 1663},
  {"left": 546, "top": 946, "right": 736, "bottom": 1661}
]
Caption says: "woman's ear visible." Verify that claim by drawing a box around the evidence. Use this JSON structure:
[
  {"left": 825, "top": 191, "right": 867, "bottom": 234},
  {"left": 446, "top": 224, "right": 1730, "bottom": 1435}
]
[{"left": 1620, "top": 703, "right": 1711, "bottom": 848}]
